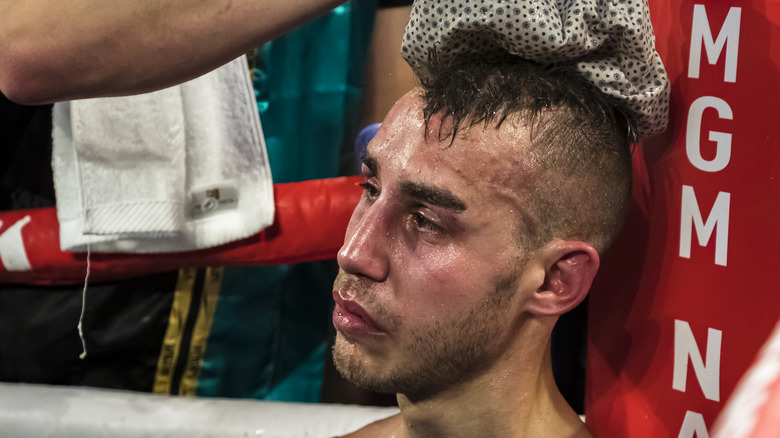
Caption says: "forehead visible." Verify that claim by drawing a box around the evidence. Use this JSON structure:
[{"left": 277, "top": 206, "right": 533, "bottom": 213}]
[{"left": 368, "top": 90, "right": 535, "bottom": 201}]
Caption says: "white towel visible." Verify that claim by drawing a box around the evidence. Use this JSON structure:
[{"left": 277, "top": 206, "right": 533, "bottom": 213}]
[{"left": 52, "top": 56, "right": 274, "bottom": 253}]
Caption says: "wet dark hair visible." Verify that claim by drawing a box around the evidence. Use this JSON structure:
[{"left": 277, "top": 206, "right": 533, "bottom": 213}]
[{"left": 417, "top": 51, "right": 637, "bottom": 253}]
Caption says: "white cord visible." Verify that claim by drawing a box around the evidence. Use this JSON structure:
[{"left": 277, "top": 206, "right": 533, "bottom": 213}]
[{"left": 77, "top": 241, "right": 91, "bottom": 360}]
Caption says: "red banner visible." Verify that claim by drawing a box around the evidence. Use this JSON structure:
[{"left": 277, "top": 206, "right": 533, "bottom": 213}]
[
  {"left": 587, "top": 1, "right": 780, "bottom": 437},
  {"left": 0, "top": 177, "right": 362, "bottom": 285}
]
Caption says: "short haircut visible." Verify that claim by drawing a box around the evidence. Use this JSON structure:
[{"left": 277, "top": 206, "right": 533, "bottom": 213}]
[{"left": 417, "top": 51, "right": 637, "bottom": 254}]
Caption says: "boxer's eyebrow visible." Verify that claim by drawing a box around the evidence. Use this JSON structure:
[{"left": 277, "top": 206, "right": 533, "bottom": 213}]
[
  {"left": 400, "top": 181, "right": 467, "bottom": 211},
  {"left": 362, "top": 154, "right": 378, "bottom": 177}
]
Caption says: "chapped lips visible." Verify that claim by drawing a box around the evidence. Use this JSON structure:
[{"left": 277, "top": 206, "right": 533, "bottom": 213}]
[{"left": 332, "top": 290, "right": 384, "bottom": 335}]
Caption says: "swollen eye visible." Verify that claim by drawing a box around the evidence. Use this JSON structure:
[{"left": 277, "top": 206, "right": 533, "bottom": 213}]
[
  {"left": 358, "top": 182, "right": 379, "bottom": 199},
  {"left": 412, "top": 212, "right": 443, "bottom": 232}
]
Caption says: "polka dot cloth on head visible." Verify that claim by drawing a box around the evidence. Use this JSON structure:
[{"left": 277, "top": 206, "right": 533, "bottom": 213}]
[{"left": 402, "top": 0, "right": 670, "bottom": 138}]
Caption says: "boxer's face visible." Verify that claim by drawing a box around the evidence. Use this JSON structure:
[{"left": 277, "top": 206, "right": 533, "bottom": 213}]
[{"left": 331, "top": 89, "right": 541, "bottom": 400}]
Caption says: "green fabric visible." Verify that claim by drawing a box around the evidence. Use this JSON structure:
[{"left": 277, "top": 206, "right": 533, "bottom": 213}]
[
  {"left": 197, "top": 0, "right": 378, "bottom": 402},
  {"left": 255, "top": 1, "right": 377, "bottom": 183},
  {"left": 197, "top": 264, "right": 336, "bottom": 401}
]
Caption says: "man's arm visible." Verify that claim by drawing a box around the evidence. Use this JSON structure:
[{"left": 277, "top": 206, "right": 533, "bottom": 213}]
[{"left": 0, "top": 0, "right": 344, "bottom": 104}]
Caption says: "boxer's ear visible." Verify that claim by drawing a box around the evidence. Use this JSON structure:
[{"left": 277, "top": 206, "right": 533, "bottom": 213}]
[{"left": 524, "top": 240, "right": 600, "bottom": 316}]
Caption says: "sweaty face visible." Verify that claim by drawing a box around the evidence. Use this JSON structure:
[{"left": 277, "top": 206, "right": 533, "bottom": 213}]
[{"left": 332, "top": 90, "right": 536, "bottom": 401}]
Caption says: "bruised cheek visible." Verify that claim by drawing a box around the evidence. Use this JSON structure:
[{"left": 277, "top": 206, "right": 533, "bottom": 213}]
[{"left": 395, "top": 245, "right": 479, "bottom": 305}]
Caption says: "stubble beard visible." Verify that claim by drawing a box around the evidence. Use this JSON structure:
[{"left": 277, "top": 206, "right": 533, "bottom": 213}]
[{"left": 332, "top": 271, "right": 519, "bottom": 402}]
